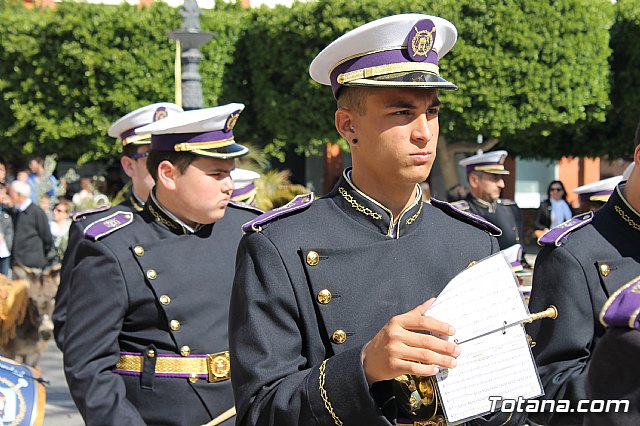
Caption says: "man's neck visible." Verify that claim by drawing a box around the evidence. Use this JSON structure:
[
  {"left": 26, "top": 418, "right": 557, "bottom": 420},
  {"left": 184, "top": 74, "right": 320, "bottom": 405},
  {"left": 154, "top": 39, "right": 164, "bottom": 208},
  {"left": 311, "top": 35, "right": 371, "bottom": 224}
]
[
  {"left": 623, "top": 173, "right": 640, "bottom": 213},
  {"left": 154, "top": 187, "right": 196, "bottom": 229},
  {"left": 132, "top": 187, "right": 149, "bottom": 204},
  {"left": 350, "top": 169, "right": 418, "bottom": 220}
]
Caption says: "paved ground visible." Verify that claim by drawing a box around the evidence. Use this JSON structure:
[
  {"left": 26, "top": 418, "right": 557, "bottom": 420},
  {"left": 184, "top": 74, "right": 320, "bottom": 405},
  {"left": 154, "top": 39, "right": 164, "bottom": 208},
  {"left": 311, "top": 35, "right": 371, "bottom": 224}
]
[{"left": 39, "top": 342, "right": 83, "bottom": 425}]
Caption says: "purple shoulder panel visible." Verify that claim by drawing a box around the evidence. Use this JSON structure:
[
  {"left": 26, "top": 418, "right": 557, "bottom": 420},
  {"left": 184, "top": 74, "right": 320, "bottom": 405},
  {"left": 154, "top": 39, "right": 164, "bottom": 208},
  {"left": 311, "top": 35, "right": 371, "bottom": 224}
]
[
  {"left": 600, "top": 275, "right": 640, "bottom": 329},
  {"left": 430, "top": 198, "right": 502, "bottom": 237},
  {"left": 228, "top": 200, "right": 263, "bottom": 215},
  {"left": 537, "top": 212, "right": 593, "bottom": 247},
  {"left": 450, "top": 200, "right": 470, "bottom": 211},
  {"left": 84, "top": 211, "right": 134, "bottom": 241},
  {"left": 70, "top": 203, "right": 112, "bottom": 222},
  {"left": 242, "top": 193, "right": 314, "bottom": 233}
]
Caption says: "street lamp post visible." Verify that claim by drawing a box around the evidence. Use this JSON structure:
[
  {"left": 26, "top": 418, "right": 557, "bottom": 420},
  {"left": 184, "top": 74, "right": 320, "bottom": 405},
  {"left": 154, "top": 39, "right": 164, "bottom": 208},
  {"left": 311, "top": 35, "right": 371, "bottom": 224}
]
[{"left": 168, "top": 0, "right": 213, "bottom": 110}]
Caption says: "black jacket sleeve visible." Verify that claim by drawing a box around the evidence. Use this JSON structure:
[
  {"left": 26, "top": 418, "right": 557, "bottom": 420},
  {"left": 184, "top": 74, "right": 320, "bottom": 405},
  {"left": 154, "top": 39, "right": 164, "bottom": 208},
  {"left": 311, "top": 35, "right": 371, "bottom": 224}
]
[
  {"left": 63, "top": 238, "right": 146, "bottom": 425},
  {"left": 53, "top": 221, "right": 83, "bottom": 350},
  {"left": 525, "top": 246, "right": 594, "bottom": 425},
  {"left": 229, "top": 232, "right": 391, "bottom": 426}
]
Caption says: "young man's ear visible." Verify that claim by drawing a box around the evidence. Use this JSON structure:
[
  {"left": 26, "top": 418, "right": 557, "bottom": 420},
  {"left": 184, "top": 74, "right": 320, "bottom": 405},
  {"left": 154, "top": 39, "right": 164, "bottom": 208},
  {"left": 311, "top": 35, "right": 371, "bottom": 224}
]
[
  {"left": 468, "top": 173, "right": 479, "bottom": 189},
  {"left": 120, "top": 156, "right": 135, "bottom": 178},
  {"left": 156, "top": 160, "right": 178, "bottom": 191},
  {"left": 335, "top": 108, "right": 357, "bottom": 146}
]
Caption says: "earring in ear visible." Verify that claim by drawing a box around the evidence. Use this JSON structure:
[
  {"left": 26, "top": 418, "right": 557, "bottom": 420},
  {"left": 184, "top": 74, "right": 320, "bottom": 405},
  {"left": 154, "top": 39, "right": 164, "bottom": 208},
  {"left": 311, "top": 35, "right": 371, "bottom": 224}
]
[{"left": 352, "top": 138, "right": 358, "bottom": 144}]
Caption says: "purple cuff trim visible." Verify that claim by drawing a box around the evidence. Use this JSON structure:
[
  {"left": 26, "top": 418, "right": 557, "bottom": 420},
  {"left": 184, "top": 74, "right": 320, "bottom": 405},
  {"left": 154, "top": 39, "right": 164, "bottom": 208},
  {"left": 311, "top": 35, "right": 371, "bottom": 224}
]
[
  {"left": 330, "top": 48, "right": 438, "bottom": 96},
  {"left": 232, "top": 183, "right": 256, "bottom": 198},
  {"left": 602, "top": 276, "right": 640, "bottom": 328},
  {"left": 151, "top": 129, "right": 233, "bottom": 151}
]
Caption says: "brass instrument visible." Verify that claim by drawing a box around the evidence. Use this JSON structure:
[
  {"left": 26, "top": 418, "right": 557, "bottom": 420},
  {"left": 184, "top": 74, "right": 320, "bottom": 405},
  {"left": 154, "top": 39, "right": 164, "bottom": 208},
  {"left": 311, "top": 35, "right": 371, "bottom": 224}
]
[
  {"left": 392, "top": 305, "right": 558, "bottom": 423},
  {"left": 524, "top": 305, "right": 558, "bottom": 323}
]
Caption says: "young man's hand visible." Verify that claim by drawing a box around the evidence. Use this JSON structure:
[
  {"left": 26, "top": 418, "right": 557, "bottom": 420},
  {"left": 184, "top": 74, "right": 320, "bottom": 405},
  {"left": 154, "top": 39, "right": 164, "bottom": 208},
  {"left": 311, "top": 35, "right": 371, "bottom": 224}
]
[{"left": 361, "top": 298, "right": 459, "bottom": 385}]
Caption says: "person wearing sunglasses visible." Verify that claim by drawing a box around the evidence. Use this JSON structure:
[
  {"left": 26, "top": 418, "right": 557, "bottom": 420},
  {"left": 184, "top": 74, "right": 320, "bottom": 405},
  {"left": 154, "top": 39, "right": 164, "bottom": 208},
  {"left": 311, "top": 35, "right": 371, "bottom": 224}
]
[
  {"left": 533, "top": 180, "right": 575, "bottom": 237},
  {"left": 52, "top": 103, "right": 183, "bottom": 351},
  {"left": 527, "top": 124, "right": 640, "bottom": 425}
]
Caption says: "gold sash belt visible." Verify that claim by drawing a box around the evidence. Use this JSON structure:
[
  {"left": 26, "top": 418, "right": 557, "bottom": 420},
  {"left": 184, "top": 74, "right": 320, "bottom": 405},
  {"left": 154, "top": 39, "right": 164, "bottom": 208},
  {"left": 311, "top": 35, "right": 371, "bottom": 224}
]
[{"left": 114, "top": 351, "right": 230, "bottom": 383}]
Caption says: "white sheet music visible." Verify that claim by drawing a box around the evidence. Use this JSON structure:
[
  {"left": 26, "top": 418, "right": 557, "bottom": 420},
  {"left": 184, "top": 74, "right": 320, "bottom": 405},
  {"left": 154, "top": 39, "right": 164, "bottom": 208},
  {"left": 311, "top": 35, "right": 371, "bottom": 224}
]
[{"left": 425, "top": 253, "right": 543, "bottom": 424}]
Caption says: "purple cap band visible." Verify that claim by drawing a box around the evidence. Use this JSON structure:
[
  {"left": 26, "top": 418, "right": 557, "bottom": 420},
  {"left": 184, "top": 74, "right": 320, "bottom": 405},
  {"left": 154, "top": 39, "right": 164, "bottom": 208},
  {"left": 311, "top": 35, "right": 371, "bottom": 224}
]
[
  {"left": 465, "top": 161, "right": 505, "bottom": 173},
  {"left": 232, "top": 183, "right": 256, "bottom": 198},
  {"left": 601, "top": 276, "right": 640, "bottom": 329},
  {"left": 120, "top": 128, "right": 138, "bottom": 140},
  {"left": 151, "top": 129, "right": 233, "bottom": 151},
  {"left": 330, "top": 48, "right": 439, "bottom": 96}
]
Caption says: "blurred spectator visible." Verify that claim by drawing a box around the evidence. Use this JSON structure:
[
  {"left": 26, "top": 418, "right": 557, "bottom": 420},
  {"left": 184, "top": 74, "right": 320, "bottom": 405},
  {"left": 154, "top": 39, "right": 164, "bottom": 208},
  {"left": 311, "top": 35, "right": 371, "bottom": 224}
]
[
  {"left": 104, "top": 165, "right": 125, "bottom": 200},
  {"left": 16, "top": 169, "right": 29, "bottom": 183},
  {"left": 446, "top": 184, "right": 469, "bottom": 202},
  {"left": 49, "top": 199, "right": 72, "bottom": 263},
  {"left": 71, "top": 176, "right": 94, "bottom": 207},
  {"left": 8, "top": 180, "right": 53, "bottom": 276},
  {"left": 0, "top": 183, "right": 13, "bottom": 277},
  {"left": 26, "top": 156, "right": 57, "bottom": 203},
  {"left": 534, "top": 180, "right": 575, "bottom": 236},
  {"left": 39, "top": 194, "right": 52, "bottom": 221},
  {"left": 0, "top": 160, "right": 7, "bottom": 186}
]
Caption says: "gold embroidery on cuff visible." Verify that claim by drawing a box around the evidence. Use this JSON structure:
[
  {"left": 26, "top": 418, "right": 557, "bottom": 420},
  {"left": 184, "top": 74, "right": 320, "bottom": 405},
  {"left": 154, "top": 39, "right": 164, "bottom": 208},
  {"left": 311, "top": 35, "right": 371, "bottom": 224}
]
[{"left": 319, "top": 359, "right": 343, "bottom": 426}]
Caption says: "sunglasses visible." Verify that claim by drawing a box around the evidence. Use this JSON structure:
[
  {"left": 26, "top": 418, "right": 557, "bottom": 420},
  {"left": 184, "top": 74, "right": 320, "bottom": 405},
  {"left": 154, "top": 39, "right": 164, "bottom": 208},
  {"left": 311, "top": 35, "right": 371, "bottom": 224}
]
[
  {"left": 550, "top": 187, "right": 564, "bottom": 192},
  {"left": 126, "top": 151, "right": 150, "bottom": 160}
]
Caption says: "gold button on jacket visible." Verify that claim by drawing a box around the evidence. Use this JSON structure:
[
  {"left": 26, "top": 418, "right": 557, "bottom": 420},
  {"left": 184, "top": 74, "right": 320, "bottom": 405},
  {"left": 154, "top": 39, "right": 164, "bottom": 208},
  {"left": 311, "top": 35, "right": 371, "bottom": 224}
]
[
  {"left": 306, "top": 250, "right": 320, "bottom": 266},
  {"left": 134, "top": 246, "right": 145, "bottom": 256},
  {"left": 146, "top": 269, "right": 157, "bottom": 280},
  {"left": 180, "top": 345, "right": 191, "bottom": 356},
  {"left": 170, "top": 320, "right": 181, "bottom": 331},
  {"left": 317, "top": 289, "right": 332, "bottom": 304},
  {"left": 331, "top": 329, "right": 347, "bottom": 344}
]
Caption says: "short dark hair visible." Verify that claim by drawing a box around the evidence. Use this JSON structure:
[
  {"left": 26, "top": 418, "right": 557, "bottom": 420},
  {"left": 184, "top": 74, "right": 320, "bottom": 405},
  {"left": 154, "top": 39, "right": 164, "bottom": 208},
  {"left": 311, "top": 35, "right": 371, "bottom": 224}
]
[
  {"left": 146, "top": 151, "right": 197, "bottom": 181},
  {"left": 30, "top": 156, "right": 44, "bottom": 165},
  {"left": 336, "top": 86, "right": 377, "bottom": 114},
  {"left": 122, "top": 143, "right": 145, "bottom": 158},
  {"left": 635, "top": 118, "right": 640, "bottom": 148},
  {"left": 547, "top": 180, "right": 568, "bottom": 201}
]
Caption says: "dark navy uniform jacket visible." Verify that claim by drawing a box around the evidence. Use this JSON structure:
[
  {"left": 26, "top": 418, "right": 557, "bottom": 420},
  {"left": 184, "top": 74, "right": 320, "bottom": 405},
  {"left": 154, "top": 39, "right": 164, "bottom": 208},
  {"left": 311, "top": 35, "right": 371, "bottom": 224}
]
[
  {"left": 63, "top": 192, "right": 258, "bottom": 426},
  {"left": 454, "top": 194, "right": 524, "bottom": 250},
  {"left": 585, "top": 275, "right": 640, "bottom": 425},
  {"left": 526, "top": 183, "right": 640, "bottom": 425},
  {"left": 229, "top": 170, "right": 522, "bottom": 426},
  {"left": 53, "top": 191, "right": 144, "bottom": 350}
]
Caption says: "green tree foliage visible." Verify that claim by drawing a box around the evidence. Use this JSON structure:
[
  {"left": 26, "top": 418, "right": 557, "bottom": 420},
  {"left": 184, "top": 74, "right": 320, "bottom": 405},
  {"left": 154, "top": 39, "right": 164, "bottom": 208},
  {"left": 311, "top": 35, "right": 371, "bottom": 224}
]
[
  {"left": 598, "top": 0, "right": 640, "bottom": 160},
  {"left": 0, "top": 0, "right": 618, "bottom": 165},
  {"left": 0, "top": 1, "right": 246, "bottom": 163},
  {"left": 227, "top": 0, "right": 613, "bottom": 159}
]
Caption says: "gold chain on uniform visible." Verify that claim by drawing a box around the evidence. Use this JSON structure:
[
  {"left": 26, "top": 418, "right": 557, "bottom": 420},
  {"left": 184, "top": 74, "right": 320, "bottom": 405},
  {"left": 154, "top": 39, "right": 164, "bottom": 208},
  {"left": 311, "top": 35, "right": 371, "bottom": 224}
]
[
  {"left": 615, "top": 205, "right": 640, "bottom": 231},
  {"left": 319, "top": 359, "right": 343, "bottom": 426},
  {"left": 338, "top": 187, "right": 382, "bottom": 220},
  {"left": 405, "top": 199, "right": 423, "bottom": 225},
  {"left": 148, "top": 203, "right": 179, "bottom": 230}
]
